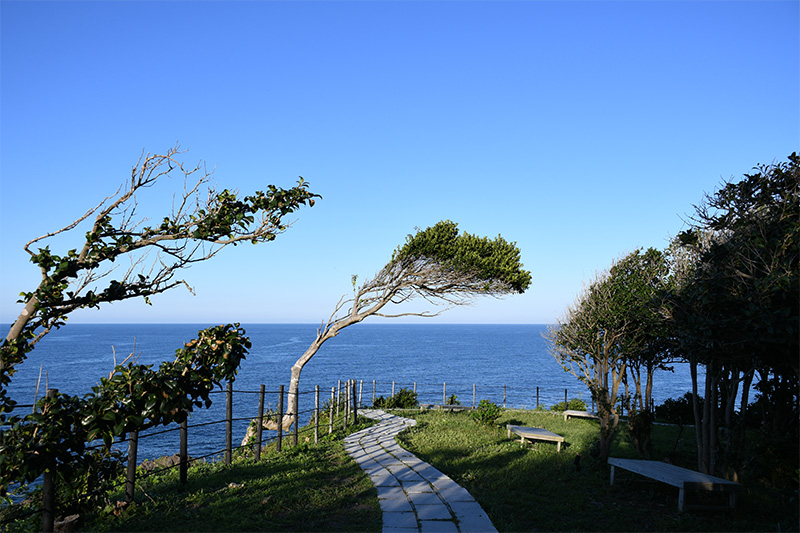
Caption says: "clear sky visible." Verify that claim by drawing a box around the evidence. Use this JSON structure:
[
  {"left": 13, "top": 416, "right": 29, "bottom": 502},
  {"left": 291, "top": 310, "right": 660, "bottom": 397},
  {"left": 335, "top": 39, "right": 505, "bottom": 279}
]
[{"left": 1, "top": 0, "right": 798, "bottom": 326}]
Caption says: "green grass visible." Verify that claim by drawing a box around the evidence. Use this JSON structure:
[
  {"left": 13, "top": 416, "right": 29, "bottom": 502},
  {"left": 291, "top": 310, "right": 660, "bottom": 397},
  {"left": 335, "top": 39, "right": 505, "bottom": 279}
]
[
  {"left": 396, "top": 409, "right": 799, "bottom": 532},
  {"left": 4, "top": 421, "right": 382, "bottom": 532},
  {"left": 5, "top": 411, "right": 797, "bottom": 532}
]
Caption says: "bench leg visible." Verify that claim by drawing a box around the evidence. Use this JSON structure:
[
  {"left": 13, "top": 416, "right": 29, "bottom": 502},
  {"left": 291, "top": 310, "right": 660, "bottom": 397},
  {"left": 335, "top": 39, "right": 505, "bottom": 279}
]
[
  {"left": 610, "top": 465, "right": 615, "bottom": 486},
  {"left": 678, "top": 487, "right": 685, "bottom": 512},
  {"left": 556, "top": 441, "right": 561, "bottom": 452},
  {"left": 728, "top": 492, "right": 737, "bottom": 509}
]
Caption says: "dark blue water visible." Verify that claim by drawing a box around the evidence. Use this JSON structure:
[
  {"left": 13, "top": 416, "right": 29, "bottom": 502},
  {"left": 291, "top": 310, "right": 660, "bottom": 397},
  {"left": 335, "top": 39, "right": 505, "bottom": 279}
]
[{"left": 4, "top": 323, "right": 699, "bottom": 461}]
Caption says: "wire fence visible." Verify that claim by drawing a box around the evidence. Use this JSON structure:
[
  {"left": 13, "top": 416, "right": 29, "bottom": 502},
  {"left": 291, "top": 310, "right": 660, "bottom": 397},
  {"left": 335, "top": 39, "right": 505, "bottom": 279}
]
[{"left": 1, "top": 377, "right": 590, "bottom": 531}]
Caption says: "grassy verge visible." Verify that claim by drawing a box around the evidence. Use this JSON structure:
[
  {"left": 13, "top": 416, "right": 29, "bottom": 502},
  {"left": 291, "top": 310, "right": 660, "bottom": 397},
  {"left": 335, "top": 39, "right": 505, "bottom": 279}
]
[
  {"left": 396, "top": 409, "right": 798, "bottom": 532},
  {"left": 5, "top": 420, "right": 382, "bottom": 532}
]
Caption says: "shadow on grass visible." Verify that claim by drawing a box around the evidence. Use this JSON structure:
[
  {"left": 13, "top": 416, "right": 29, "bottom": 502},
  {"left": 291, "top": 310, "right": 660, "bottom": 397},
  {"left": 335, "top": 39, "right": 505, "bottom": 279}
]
[
  {"left": 398, "top": 410, "right": 798, "bottom": 532},
  {"left": 76, "top": 432, "right": 381, "bottom": 532}
]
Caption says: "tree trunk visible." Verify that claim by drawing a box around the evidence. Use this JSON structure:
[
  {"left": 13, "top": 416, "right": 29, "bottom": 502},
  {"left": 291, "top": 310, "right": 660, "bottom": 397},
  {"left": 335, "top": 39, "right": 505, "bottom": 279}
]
[{"left": 690, "top": 356, "right": 703, "bottom": 472}]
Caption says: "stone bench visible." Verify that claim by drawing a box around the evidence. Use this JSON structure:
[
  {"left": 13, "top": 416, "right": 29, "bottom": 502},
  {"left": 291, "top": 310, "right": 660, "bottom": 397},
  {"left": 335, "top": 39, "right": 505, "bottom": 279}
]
[
  {"left": 506, "top": 424, "right": 564, "bottom": 452},
  {"left": 608, "top": 457, "right": 741, "bottom": 512},
  {"left": 420, "top": 404, "right": 473, "bottom": 412},
  {"left": 563, "top": 409, "right": 600, "bottom": 422}
]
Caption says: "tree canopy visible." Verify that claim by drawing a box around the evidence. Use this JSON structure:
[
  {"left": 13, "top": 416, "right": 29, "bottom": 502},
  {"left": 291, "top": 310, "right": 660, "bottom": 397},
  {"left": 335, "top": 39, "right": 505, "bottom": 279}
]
[
  {"left": 548, "top": 248, "right": 673, "bottom": 459},
  {"left": 668, "top": 152, "right": 798, "bottom": 474},
  {"left": 2, "top": 146, "right": 318, "bottom": 416},
  {"left": 245, "top": 220, "right": 531, "bottom": 439}
]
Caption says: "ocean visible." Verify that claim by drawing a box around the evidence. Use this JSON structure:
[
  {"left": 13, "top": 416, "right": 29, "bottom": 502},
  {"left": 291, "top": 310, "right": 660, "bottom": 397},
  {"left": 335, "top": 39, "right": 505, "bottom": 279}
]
[{"left": 4, "top": 323, "right": 699, "bottom": 461}]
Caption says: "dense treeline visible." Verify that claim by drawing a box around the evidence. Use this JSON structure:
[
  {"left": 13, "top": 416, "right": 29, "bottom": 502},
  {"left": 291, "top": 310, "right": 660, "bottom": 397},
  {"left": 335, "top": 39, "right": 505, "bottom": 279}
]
[{"left": 550, "top": 153, "right": 798, "bottom": 485}]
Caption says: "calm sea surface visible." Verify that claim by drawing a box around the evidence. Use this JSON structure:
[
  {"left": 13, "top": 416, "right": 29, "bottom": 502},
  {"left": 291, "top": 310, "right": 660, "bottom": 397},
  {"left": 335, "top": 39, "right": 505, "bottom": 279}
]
[{"left": 4, "top": 323, "right": 699, "bottom": 461}]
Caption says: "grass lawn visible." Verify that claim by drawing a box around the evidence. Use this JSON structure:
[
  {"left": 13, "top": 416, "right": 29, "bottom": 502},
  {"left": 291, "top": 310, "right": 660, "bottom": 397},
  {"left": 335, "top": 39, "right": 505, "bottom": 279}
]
[
  {"left": 5, "top": 421, "right": 382, "bottom": 532},
  {"left": 396, "top": 409, "right": 799, "bottom": 532},
  {"left": 5, "top": 410, "right": 796, "bottom": 532}
]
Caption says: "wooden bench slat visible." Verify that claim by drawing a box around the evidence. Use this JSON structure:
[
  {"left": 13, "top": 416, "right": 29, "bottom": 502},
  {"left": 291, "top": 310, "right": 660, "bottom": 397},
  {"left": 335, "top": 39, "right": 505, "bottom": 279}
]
[
  {"left": 506, "top": 424, "right": 564, "bottom": 452},
  {"left": 563, "top": 410, "right": 600, "bottom": 421},
  {"left": 608, "top": 457, "right": 740, "bottom": 512}
]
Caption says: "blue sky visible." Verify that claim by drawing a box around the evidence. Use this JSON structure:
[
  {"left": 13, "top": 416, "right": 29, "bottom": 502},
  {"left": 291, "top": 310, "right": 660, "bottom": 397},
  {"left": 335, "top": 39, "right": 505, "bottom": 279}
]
[{"left": 1, "top": 0, "right": 797, "bottom": 325}]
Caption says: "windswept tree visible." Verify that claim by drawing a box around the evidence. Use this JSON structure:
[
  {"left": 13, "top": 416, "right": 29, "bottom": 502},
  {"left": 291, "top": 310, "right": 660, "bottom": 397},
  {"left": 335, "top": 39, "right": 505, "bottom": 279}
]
[
  {"left": 2, "top": 145, "right": 318, "bottom": 414},
  {"left": 0, "top": 147, "right": 318, "bottom": 518},
  {"left": 547, "top": 248, "right": 673, "bottom": 459},
  {"left": 244, "top": 220, "right": 531, "bottom": 439}
]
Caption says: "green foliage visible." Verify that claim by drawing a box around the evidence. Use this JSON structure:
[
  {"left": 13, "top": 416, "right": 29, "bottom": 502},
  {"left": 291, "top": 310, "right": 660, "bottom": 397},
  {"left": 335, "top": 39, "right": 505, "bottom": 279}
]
[
  {"left": 391, "top": 220, "right": 531, "bottom": 294},
  {"left": 372, "top": 388, "right": 418, "bottom": 409},
  {"left": 654, "top": 393, "right": 700, "bottom": 426},
  {"left": 0, "top": 324, "right": 250, "bottom": 511},
  {"left": 470, "top": 399, "right": 503, "bottom": 426},
  {"left": 1, "top": 151, "right": 318, "bottom": 420},
  {"left": 72, "top": 423, "right": 381, "bottom": 533},
  {"left": 549, "top": 398, "right": 587, "bottom": 412},
  {"left": 446, "top": 394, "right": 460, "bottom": 406},
  {"left": 668, "top": 153, "right": 799, "bottom": 473},
  {"left": 548, "top": 247, "right": 673, "bottom": 459},
  {"left": 398, "top": 410, "right": 798, "bottom": 532}
]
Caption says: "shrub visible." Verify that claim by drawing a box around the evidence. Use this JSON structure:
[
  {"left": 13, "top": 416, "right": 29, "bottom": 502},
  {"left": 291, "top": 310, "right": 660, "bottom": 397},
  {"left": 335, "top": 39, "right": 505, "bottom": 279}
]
[
  {"left": 446, "top": 394, "right": 461, "bottom": 406},
  {"left": 373, "top": 388, "right": 418, "bottom": 409},
  {"left": 471, "top": 399, "right": 503, "bottom": 426},
  {"left": 654, "top": 392, "right": 699, "bottom": 425},
  {"left": 550, "top": 398, "right": 587, "bottom": 412}
]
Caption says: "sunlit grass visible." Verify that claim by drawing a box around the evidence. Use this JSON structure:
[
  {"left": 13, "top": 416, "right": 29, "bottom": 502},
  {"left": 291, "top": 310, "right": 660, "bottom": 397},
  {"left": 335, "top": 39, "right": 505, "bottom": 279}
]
[
  {"left": 52, "top": 421, "right": 380, "bottom": 532},
  {"left": 396, "top": 409, "right": 798, "bottom": 532}
]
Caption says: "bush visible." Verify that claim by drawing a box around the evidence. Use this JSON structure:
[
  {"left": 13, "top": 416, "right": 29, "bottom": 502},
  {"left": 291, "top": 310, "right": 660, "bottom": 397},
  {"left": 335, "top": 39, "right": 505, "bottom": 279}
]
[
  {"left": 550, "top": 398, "right": 587, "bottom": 412},
  {"left": 373, "top": 388, "right": 418, "bottom": 409},
  {"left": 654, "top": 392, "right": 699, "bottom": 425},
  {"left": 446, "top": 394, "right": 461, "bottom": 406},
  {"left": 471, "top": 399, "right": 503, "bottom": 426}
]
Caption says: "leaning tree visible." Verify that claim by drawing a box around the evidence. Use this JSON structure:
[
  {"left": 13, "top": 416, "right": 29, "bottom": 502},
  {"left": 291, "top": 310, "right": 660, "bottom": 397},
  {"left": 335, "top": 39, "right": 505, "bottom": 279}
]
[
  {"left": 243, "top": 220, "right": 531, "bottom": 440},
  {"left": 2, "top": 145, "right": 317, "bottom": 402},
  {"left": 0, "top": 146, "right": 318, "bottom": 515}
]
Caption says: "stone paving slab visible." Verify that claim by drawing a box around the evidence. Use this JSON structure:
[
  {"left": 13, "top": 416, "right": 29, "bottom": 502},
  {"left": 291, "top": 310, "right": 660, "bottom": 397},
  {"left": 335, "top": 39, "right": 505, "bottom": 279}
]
[{"left": 347, "top": 409, "right": 497, "bottom": 533}]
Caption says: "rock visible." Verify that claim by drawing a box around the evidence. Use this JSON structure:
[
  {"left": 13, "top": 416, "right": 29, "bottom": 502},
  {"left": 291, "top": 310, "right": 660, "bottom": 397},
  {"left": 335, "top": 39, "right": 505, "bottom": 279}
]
[
  {"left": 54, "top": 514, "right": 79, "bottom": 533},
  {"left": 139, "top": 454, "right": 195, "bottom": 472}
]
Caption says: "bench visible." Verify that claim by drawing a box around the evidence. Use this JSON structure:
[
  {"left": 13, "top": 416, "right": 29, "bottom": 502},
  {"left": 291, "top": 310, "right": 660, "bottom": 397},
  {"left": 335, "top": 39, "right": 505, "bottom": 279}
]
[
  {"left": 608, "top": 457, "right": 741, "bottom": 512},
  {"left": 506, "top": 424, "right": 564, "bottom": 452},
  {"left": 563, "top": 409, "right": 600, "bottom": 422},
  {"left": 419, "top": 404, "right": 473, "bottom": 412}
]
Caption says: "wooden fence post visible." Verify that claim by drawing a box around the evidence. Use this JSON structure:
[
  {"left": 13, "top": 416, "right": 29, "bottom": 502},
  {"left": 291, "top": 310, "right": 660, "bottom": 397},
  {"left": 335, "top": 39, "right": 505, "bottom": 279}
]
[
  {"left": 537, "top": 386, "right": 540, "bottom": 409},
  {"left": 352, "top": 379, "right": 358, "bottom": 422},
  {"left": 225, "top": 381, "right": 233, "bottom": 466},
  {"left": 293, "top": 387, "right": 299, "bottom": 447},
  {"left": 180, "top": 419, "right": 188, "bottom": 485},
  {"left": 336, "top": 380, "right": 341, "bottom": 417},
  {"left": 473, "top": 384, "right": 476, "bottom": 408},
  {"left": 392, "top": 380, "right": 395, "bottom": 398},
  {"left": 565, "top": 388, "right": 568, "bottom": 409},
  {"left": 503, "top": 385, "right": 507, "bottom": 408},
  {"left": 41, "top": 389, "right": 58, "bottom": 533},
  {"left": 329, "top": 386, "right": 334, "bottom": 434},
  {"left": 277, "top": 385, "right": 284, "bottom": 453},
  {"left": 343, "top": 380, "right": 350, "bottom": 430},
  {"left": 256, "top": 384, "right": 265, "bottom": 461},
  {"left": 315, "top": 385, "right": 320, "bottom": 444},
  {"left": 443, "top": 382, "right": 446, "bottom": 405},
  {"left": 126, "top": 430, "right": 138, "bottom": 502},
  {"left": 358, "top": 380, "right": 363, "bottom": 407},
  {"left": 372, "top": 380, "right": 376, "bottom": 404}
]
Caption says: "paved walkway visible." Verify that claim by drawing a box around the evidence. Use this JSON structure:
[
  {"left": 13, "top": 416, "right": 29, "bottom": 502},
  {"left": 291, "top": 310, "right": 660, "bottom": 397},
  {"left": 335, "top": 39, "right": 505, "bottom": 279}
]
[{"left": 344, "top": 409, "right": 497, "bottom": 533}]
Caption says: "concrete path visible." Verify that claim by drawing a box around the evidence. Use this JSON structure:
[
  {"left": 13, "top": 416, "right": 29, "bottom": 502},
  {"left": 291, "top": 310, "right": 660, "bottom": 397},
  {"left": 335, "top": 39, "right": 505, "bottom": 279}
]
[{"left": 344, "top": 409, "right": 497, "bottom": 533}]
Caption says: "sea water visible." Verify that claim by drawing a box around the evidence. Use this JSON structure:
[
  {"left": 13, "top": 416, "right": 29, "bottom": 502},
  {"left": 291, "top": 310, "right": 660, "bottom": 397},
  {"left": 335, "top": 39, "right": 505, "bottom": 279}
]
[{"left": 3, "top": 323, "right": 698, "bottom": 461}]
